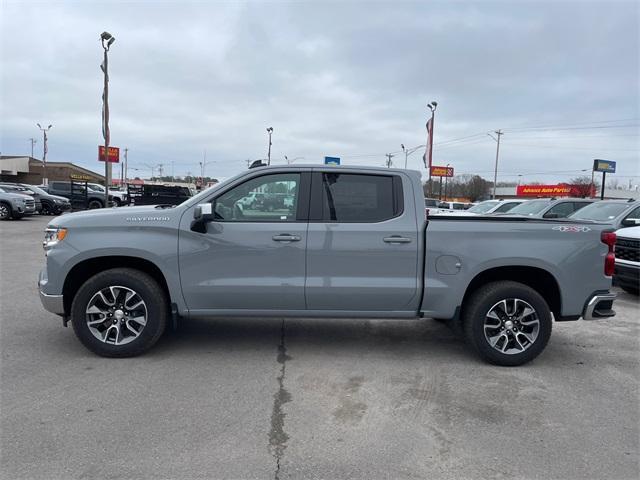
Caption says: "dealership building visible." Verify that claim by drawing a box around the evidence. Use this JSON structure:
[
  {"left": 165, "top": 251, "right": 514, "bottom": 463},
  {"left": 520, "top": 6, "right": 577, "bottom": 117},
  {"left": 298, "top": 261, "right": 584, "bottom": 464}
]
[{"left": 0, "top": 156, "right": 104, "bottom": 184}]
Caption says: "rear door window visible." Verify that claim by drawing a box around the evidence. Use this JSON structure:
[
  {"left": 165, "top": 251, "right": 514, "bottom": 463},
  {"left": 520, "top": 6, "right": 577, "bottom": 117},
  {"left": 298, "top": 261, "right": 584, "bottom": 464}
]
[{"left": 318, "top": 173, "right": 402, "bottom": 222}]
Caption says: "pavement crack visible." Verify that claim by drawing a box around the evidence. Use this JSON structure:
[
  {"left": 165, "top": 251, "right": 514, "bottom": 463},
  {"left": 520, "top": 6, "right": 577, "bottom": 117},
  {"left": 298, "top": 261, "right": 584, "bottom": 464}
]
[{"left": 269, "top": 319, "right": 292, "bottom": 480}]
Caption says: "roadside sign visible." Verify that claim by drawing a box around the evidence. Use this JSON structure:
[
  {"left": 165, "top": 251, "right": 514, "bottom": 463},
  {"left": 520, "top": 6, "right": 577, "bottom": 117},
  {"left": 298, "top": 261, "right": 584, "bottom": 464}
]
[
  {"left": 430, "top": 165, "right": 454, "bottom": 177},
  {"left": 99, "top": 146, "right": 120, "bottom": 163},
  {"left": 324, "top": 156, "right": 340, "bottom": 166},
  {"left": 593, "top": 159, "right": 616, "bottom": 173}
]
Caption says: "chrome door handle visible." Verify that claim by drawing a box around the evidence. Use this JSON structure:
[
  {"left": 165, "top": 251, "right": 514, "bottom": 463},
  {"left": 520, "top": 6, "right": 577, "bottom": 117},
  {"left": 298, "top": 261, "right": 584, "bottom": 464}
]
[
  {"left": 272, "top": 234, "right": 301, "bottom": 242},
  {"left": 383, "top": 236, "right": 412, "bottom": 244}
]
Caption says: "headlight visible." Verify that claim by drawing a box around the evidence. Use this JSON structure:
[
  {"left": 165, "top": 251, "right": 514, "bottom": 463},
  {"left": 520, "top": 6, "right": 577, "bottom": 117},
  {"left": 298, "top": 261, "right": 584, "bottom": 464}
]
[
  {"left": 54, "top": 199, "right": 65, "bottom": 204},
  {"left": 43, "top": 227, "right": 68, "bottom": 250}
]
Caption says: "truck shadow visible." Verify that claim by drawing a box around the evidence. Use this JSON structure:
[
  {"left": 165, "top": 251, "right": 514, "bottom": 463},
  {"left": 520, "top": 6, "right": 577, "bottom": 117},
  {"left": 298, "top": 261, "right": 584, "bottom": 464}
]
[{"left": 152, "top": 317, "right": 473, "bottom": 361}]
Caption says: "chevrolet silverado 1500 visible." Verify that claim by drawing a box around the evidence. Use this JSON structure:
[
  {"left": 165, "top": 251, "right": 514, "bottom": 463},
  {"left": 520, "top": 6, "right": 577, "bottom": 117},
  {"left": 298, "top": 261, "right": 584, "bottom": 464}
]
[{"left": 39, "top": 165, "right": 617, "bottom": 365}]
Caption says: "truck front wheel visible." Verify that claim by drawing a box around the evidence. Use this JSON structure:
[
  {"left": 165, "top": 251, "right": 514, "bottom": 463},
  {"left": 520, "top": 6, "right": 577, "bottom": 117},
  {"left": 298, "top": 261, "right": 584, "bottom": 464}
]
[
  {"left": 462, "top": 281, "right": 552, "bottom": 366},
  {"left": 70, "top": 268, "right": 168, "bottom": 357}
]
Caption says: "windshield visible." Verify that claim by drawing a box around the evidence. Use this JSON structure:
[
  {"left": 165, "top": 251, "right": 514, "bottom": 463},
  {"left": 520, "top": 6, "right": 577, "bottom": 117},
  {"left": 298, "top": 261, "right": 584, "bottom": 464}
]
[
  {"left": 26, "top": 185, "right": 48, "bottom": 195},
  {"left": 468, "top": 200, "right": 499, "bottom": 213},
  {"left": 507, "top": 200, "right": 551, "bottom": 215},
  {"left": 568, "top": 202, "right": 630, "bottom": 221}
]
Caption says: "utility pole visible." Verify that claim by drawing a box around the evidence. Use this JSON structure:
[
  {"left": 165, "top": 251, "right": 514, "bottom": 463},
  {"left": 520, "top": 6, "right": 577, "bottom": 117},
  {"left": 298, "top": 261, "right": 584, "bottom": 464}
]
[
  {"left": 385, "top": 153, "right": 394, "bottom": 168},
  {"left": 36, "top": 123, "right": 52, "bottom": 184},
  {"left": 266, "top": 127, "right": 273, "bottom": 165},
  {"left": 488, "top": 129, "right": 503, "bottom": 199},
  {"left": 171, "top": 161, "right": 175, "bottom": 182},
  {"left": 401, "top": 144, "right": 407, "bottom": 169},
  {"left": 444, "top": 163, "right": 450, "bottom": 201},
  {"left": 124, "top": 147, "right": 128, "bottom": 186},
  {"left": 100, "top": 31, "right": 115, "bottom": 207},
  {"left": 29, "top": 138, "right": 37, "bottom": 158}
]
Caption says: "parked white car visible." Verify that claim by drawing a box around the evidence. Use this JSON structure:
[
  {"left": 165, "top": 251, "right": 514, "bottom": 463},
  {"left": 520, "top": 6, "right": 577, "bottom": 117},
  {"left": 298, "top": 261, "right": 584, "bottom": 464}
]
[{"left": 431, "top": 199, "right": 523, "bottom": 216}]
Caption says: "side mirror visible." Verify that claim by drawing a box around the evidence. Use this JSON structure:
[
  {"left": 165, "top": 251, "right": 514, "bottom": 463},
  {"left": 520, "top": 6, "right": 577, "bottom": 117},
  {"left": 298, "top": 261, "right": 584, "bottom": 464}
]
[{"left": 193, "top": 203, "right": 215, "bottom": 222}]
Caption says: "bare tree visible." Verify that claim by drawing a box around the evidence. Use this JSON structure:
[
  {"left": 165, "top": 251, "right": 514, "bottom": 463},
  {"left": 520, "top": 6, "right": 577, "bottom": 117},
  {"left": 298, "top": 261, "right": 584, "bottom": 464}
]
[{"left": 570, "top": 176, "right": 598, "bottom": 198}]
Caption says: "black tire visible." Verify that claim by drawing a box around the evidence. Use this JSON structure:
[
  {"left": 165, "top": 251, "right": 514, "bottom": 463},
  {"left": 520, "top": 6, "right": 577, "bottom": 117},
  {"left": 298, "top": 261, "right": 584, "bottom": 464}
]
[
  {"left": 88, "top": 199, "right": 103, "bottom": 209},
  {"left": 41, "top": 201, "right": 54, "bottom": 215},
  {"left": 112, "top": 198, "right": 121, "bottom": 207},
  {"left": 462, "top": 281, "right": 552, "bottom": 366},
  {"left": 70, "top": 268, "right": 168, "bottom": 357},
  {"left": 0, "top": 202, "right": 11, "bottom": 221}
]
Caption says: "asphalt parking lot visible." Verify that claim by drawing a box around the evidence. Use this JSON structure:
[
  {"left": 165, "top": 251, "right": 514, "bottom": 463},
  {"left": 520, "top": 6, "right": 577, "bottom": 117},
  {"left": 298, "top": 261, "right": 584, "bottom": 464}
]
[{"left": 1, "top": 215, "right": 638, "bottom": 480}]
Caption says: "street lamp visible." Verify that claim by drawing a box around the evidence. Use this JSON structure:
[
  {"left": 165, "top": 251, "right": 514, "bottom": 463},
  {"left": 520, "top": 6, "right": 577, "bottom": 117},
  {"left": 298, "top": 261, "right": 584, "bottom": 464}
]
[
  {"left": 285, "top": 155, "right": 304, "bottom": 164},
  {"left": 100, "top": 31, "right": 115, "bottom": 207},
  {"left": 401, "top": 143, "right": 425, "bottom": 169},
  {"left": 36, "top": 123, "right": 53, "bottom": 184},
  {"left": 266, "top": 127, "right": 273, "bottom": 165}
]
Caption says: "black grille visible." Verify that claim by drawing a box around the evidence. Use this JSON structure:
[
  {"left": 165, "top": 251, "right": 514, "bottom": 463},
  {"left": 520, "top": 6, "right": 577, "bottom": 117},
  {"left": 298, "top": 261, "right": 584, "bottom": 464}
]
[
  {"left": 25, "top": 199, "right": 35, "bottom": 207},
  {"left": 615, "top": 238, "right": 640, "bottom": 262}
]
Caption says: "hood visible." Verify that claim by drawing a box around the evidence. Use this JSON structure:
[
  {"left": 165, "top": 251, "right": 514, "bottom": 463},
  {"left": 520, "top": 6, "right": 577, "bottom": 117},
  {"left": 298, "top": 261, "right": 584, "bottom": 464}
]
[
  {"left": 49, "top": 194, "right": 70, "bottom": 202},
  {"left": 615, "top": 225, "right": 640, "bottom": 239},
  {"left": 50, "top": 204, "right": 182, "bottom": 228},
  {"left": 0, "top": 192, "right": 33, "bottom": 201}
]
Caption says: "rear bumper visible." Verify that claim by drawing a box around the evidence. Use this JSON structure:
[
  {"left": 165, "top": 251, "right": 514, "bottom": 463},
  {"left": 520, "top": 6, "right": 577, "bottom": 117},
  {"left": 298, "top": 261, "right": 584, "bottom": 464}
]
[{"left": 582, "top": 292, "right": 617, "bottom": 320}]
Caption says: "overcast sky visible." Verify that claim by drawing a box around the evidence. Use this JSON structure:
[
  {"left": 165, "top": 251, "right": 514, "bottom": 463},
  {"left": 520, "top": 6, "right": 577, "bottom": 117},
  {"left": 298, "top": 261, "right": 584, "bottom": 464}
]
[{"left": 1, "top": 0, "right": 638, "bottom": 185}]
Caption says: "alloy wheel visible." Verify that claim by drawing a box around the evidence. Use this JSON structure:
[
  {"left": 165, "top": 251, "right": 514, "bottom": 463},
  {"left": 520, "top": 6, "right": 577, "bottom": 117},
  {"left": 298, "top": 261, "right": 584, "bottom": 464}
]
[
  {"left": 85, "top": 286, "right": 148, "bottom": 345},
  {"left": 483, "top": 298, "right": 540, "bottom": 355}
]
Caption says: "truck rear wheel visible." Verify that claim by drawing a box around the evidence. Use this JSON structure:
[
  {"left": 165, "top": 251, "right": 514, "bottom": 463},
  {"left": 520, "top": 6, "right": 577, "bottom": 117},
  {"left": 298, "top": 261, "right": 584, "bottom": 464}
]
[
  {"left": 70, "top": 268, "right": 168, "bottom": 357},
  {"left": 462, "top": 281, "right": 552, "bottom": 366}
]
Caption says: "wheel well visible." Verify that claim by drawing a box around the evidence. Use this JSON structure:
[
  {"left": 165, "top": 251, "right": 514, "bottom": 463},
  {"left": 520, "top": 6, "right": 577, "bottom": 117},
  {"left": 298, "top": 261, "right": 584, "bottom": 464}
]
[
  {"left": 462, "top": 266, "right": 561, "bottom": 318},
  {"left": 62, "top": 256, "right": 171, "bottom": 314}
]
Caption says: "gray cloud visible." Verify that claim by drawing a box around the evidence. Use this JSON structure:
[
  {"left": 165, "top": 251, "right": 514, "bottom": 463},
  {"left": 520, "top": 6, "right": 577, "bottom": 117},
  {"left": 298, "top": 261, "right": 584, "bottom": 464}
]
[{"left": 1, "top": 0, "right": 638, "bottom": 183}]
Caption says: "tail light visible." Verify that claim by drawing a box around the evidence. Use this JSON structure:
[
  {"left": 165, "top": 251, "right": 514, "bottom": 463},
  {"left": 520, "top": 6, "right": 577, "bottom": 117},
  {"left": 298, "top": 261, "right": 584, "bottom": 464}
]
[{"left": 601, "top": 231, "right": 616, "bottom": 276}]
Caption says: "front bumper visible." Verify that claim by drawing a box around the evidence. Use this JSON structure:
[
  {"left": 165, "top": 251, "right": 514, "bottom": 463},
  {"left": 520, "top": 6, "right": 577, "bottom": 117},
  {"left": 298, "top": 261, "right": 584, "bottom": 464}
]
[
  {"left": 582, "top": 292, "right": 617, "bottom": 320},
  {"left": 38, "top": 268, "right": 65, "bottom": 315},
  {"left": 614, "top": 262, "right": 639, "bottom": 288}
]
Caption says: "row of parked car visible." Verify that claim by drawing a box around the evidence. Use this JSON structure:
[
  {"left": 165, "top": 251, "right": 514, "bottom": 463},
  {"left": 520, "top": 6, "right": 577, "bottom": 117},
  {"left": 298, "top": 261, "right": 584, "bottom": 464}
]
[
  {"left": 0, "top": 181, "right": 197, "bottom": 220},
  {"left": 429, "top": 196, "right": 640, "bottom": 295}
]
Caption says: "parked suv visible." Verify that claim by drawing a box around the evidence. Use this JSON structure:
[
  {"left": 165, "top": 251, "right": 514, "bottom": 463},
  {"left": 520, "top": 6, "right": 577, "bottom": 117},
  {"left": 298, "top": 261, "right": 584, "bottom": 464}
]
[
  {"left": 0, "top": 188, "right": 36, "bottom": 219},
  {"left": 614, "top": 226, "right": 640, "bottom": 295},
  {"left": 0, "top": 183, "right": 70, "bottom": 215},
  {"left": 0, "top": 184, "right": 42, "bottom": 212}
]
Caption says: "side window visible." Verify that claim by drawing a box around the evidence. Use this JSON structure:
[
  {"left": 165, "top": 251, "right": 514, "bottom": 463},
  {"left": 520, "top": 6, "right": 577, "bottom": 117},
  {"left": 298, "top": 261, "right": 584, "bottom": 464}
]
[
  {"left": 544, "top": 202, "right": 575, "bottom": 218},
  {"left": 320, "top": 173, "right": 401, "bottom": 222},
  {"left": 453, "top": 203, "right": 465, "bottom": 210},
  {"left": 573, "top": 202, "right": 591, "bottom": 213},
  {"left": 214, "top": 173, "right": 300, "bottom": 222},
  {"left": 53, "top": 182, "right": 71, "bottom": 193},
  {"left": 494, "top": 202, "right": 518, "bottom": 213},
  {"left": 624, "top": 206, "right": 640, "bottom": 224}
]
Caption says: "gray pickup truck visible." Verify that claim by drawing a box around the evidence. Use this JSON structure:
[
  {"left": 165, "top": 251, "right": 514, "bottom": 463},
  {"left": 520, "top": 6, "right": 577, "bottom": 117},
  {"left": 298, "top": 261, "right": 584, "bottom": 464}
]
[{"left": 39, "top": 165, "right": 617, "bottom": 365}]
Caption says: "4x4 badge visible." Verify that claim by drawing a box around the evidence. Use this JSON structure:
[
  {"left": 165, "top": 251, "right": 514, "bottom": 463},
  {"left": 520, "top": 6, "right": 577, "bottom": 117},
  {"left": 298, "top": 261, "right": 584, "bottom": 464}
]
[{"left": 552, "top": 225, "right": 591, "bottom": 232}]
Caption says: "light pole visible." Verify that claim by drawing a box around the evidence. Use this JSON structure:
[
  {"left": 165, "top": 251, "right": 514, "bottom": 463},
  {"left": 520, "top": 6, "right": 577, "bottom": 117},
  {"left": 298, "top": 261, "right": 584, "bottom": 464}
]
[
  {"left": 401, "top": 143, "right": 424, "bottom": 169},
  {"left": 488, "top": 129, "right": 503, "bottom": 199},
  {"left": 36, "top": 123, "right": 52, "bottom": 184},
  {"left": 266, "top": 127, "right": 273, "bottom": 165},
  {"left": 29, "top": 138, "right": 37, "bottom": 158},
  {"left": 100, "top": 31, "right": 115, "bottom": 207},
  {"left": 285, "top": 156, "right": 304, "bottom": 164},
  {"left": 426, "top": 101, "right": 437, "bottom": 196},
  {"left": 444, "top": 163, "right": 450, "bottom": 201}
]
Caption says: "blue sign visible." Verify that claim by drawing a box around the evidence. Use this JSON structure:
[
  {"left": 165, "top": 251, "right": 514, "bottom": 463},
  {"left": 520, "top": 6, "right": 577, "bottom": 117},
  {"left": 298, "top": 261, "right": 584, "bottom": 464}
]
[
  {"left": 324, "top": 156, "right": 340, "bottom": 166},
  {"left": 593, "top": 159, "right": 616, "bottom": 173}
]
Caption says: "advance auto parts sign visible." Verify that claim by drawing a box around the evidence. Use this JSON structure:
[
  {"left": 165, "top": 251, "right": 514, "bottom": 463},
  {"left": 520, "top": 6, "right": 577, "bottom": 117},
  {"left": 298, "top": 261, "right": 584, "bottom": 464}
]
[{"left": 517, "top": 184, "right": 574, "bottom": 196}]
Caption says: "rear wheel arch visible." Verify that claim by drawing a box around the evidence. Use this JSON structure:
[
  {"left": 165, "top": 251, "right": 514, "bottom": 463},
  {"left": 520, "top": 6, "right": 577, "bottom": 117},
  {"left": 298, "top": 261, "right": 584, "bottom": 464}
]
[
  {"left": 461, "top": 265, "right": 562, "bottom": 319},
  {"left": 63, "top": 256, "right": 171, "bottom": 314}
]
